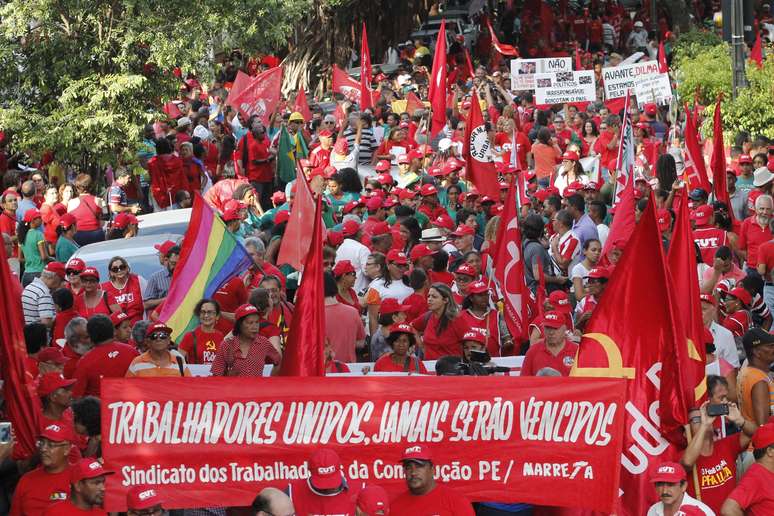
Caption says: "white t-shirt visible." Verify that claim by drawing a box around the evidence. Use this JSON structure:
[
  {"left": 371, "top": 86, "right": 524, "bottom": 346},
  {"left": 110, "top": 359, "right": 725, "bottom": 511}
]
[
  {"left": 596, "top": 223, "right": 609, "bottom": 246},
  {"left": 646, "top": 493, "right": 715, "bottom": 516},
  {"left": 335, "top": 238, "right": 372, "bottom": 294},
  {"left": 366, "top": 277, "right": 413, "bottom": 303},
  {"left": 710, "top": 321, "right": 741, "bottom": 368}
]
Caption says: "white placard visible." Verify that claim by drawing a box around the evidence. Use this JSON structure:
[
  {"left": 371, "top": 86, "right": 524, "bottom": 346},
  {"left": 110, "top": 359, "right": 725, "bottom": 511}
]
[
  {"left": 534, "top": 70, "right": 597, "bottom": 105},
  {"left": 633, "top": 72, "right": 673, "bottom": 106},
  {"left": 510, "top": 57, "right": 573, "bottom": 90},
  {"left": 601, "top": 60, "right": 661, "bottom": 100}
]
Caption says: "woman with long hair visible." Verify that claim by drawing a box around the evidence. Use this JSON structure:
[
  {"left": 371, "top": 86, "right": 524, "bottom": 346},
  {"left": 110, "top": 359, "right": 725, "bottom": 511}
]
[
  {"left": 411, "top": 283, "right": 466, "bottom": 360},
  {"left": 102, "top": 256, "right": 145, "bottom": 325},
  {"left": 553, "top": 150, "right": 587, "bottom": 196},
  {"left": 74, "top": 267, "right": 112, "bottom": 318},
  {"left": 364, "top": 250, "right": 413, "bottom": 334},
  {"left": 460, "top": 281, "right": 512, "bottom": 357},
  {"left": 583, "top": 119, "right": 599, "bottom": 153},
  {"left": 67, "top": 174, "right": 105, "bottom": 246}
]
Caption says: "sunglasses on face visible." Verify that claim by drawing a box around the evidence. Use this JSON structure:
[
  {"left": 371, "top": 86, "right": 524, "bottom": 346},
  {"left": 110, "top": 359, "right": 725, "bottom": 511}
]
[
  {"left": 66, "top": 270, "right": 81, "bottom": 276},
  {"left": 148, "top": 333, "right": 170, "bottom": 341},
  {"left": 110, "top": 265, "right": 128, "bottom": 272}
]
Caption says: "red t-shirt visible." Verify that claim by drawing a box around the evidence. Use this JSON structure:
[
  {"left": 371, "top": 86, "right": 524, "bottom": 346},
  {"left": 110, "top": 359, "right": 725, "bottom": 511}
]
[
  {"left": 594, "top": 130, "right": 618, "bottom": 170},
  {"left": 403, "top": 292, "right": 428, "bottom": 322},
  {"left": 738, "top": 216, "right": 773, "bottom": 267},
  {"left": 727, "top": 462, "right": 774, "bottom": 515},
  {"left": 324, "top": 302, "right": 365, "bottom": 363},
  {"left": 74, "top": 291, "right": 112, "bottom": 320},
  {"left": 72, "top": 342, "right": 139, "bottom": 397},
  {"left": 374, "top": 353, "right": 428, "bottom": 373},
  {"left": 10, "top": 466, "right": 71, "bottom": 516},
  {"left": 178, "top": 327, "right": 224, "bottom": 364},
  {"left": 390, "top": 484, "right": 475, "bottom": 516},
  {"left": 693, "top": 227, "right": 727, "bottom": 266},
  {"left": 238, "top": 133, "right": 273, "bottom": 182},
  {"left": 0, "top": 211, "right": 17, "bottom": 255},
  {"left": 411, "top": 313, "right": 467, "bottom": 360},
  {"left": 459, "top": 309, "right": 501, "bottom": 358},
  {"left": 102, "top": 275, "right": 144, "bottom": 324},
  {"left": 52, "top": 308, "right": 79, "bottom": 343},
  {"left": 687, "top": 435, "right": 743, "bottom": 514},
  {"left": 40, "top": 203, "right": 60, "bottom": 244},
  {"left": 336, "top": 288, "right": 361, "bottom": 313},
  {"left": 288, "top": 478, "right": 360, "bottom": 515},
  {"left": 42, "top": 500, "right": 107, "bottom": 515},
  {"left": 758, "top": 241, "right": 774, "bottom": 275},
  {"left": 520, "top": 339, "right": 579, "bottom": 376}
]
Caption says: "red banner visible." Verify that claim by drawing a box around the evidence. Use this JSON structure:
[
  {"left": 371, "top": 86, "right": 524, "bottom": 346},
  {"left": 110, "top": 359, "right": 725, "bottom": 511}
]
[
  {"left": 102, "top": 377, "right": 626, "bottom": 512},
  {"left": 333, "top": 64, "right": 362, "bottom": 104},
  {"left": 230, "top": 67, "right": 283, "bottom": 125}
]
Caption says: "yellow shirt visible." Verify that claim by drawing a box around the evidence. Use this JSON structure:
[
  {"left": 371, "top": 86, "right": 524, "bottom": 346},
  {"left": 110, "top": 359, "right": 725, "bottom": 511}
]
[
  {"left": 737, "top": 365, "right": 774, "bottom": 422},
  {"left": 126, "top": 350, "right": 191, "bottom": 377}
]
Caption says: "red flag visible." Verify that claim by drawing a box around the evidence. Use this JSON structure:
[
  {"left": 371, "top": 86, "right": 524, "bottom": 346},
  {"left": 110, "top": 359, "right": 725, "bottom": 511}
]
[
  {"left": 359, "top": 23, "right": 373, "bottom": 110},
  {"left": 486, "top": 18, "right": 519, "bottom": 57},
  {"left": 230, "top": 67, "right": 283, "bottom": 125},
  {"left": 279, "top": 195, "right": 326, "bottom": 377},
  {"left": 683, "top": 104, "right": 711, "bottom": 193},
  {"left": 536, "top": 260, "right": 546, "bottom": 319},
  {"left": 332, "top": 64, "right": 363, "bottom": 104},
  {"left": 405, "top": 91, "right": 424, "bottom": 116},
  {"left": 0, "top": 233, "right": 40, "bottom": 459},
  {"left": 574, "top": 42, "right": 583, "bottom": 70},
  {"left": 464, "top": 48, "right": 476, "bottom": 79},
  {"left": 333, "top": 101, "right": 347, "bottom": 129},
  {"left": 666, "top": 188, "right": 708, "bottom": 419},
  {"left": 429, "top": 19, "right": 447, "bottom": 138},
  {"left": 277, "top": 166, "right": 315, "bottom": 270},
  {"left": 658, "top": 40, "right": 668, "bottom": 73},
  {"left": 226, "top": 70, "right": 251, "bottom": 108},
  {"left": 751, "top": 31, "right": 763, "bottom": 69},
  {"left": 493, "top": 181, "right": 530, "bottom": 342},
  {"left": 710, "top": 97, "right": 734, "bottom": 224},
  {"left": 602, "top": 169, "right": 636, "bottom": 258},
  {"left": 463, "top": 90, "right": 500, "bottom": 198},
  {"left": 162, "top": 101, "right": 183, "bottom": 119},
  {"left": 293, "top": 87, "right": 312, "bottom": 122},
  {"left": 571, "top": 194, "right": 684, "bottom": 515}
]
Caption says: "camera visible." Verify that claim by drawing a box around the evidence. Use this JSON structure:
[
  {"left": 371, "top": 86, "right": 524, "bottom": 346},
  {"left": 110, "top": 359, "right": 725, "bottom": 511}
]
[
  {"left": 706, "top": 403, "right": 730, "bottom": 417},
  {"left": 435, "top": 351, "right": 511, "bottom": 376}
]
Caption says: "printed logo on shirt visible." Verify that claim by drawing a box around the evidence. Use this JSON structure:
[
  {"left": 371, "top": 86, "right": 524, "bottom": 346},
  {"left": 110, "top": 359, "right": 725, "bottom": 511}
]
[
  {"left": 563, "top": 356, "right": 575, "bottom": 367},
  {"left": 108, "top": 351, "right": 119, "bottom": 359},
  {"left": 50, "top": 491, "right": 68, "bottom": 501},
  {"left": 699, "top": 459, "right": 733, "bottom": 488},
  {"left": 115, "top": 292, "right": 135, "bottom": 304}
]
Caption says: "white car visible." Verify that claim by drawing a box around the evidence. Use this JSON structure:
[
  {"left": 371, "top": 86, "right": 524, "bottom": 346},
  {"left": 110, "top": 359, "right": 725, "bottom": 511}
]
[{"left": 136, "top": 208, "right": 191, "bottom": 237}]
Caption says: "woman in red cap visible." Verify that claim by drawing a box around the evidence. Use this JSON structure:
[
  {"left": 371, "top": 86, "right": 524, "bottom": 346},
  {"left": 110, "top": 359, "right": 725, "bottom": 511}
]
[
  {"left": 211, "top": 304, "right": 282, "bottom": 376},
  {"left": 333, "top": 260, "right": 361, "bottom": 312},
  {"left": 460, "top": 281, "right": 512, "bottom": 357},
  {"left": 103, "top": 256, "right": 144, "bottom": 325},
  {"left": 18, "top": 207, "right": 47, "bottom": 286},
  {"left": 373, "top": 323, "right": 427, "bottom": 373},
  {"left": 364, "top": 250, "right": 413, "bottom": 334},
  {"left": 553, "top": 150, "right": 587, "bottom": 197},
  {"left": 55, "top": 214, "right": 79, "bottom": 263},
  {"left": 74, "top": 267, "right": 112, "bottom": 319}
]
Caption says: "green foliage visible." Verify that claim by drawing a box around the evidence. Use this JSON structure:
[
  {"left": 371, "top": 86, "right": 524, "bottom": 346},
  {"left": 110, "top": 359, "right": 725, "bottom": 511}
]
[
  {"left": 672, "top": 29, "right": 723, "bottom": 62},
  {"left": 719, "top": 55, "right": 774, "bottom": 140},
  {"left": 674, "top": 43, "right": 732, "bottom": 106}
]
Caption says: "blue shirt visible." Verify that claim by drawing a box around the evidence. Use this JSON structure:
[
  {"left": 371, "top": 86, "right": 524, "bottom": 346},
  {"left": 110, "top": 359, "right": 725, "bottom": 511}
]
[
  {"left": 572, "top": 213, "right": 599, "bottom": 247},
  {"left": 16, "top": 198, "right": 36, "bottom": 223}
]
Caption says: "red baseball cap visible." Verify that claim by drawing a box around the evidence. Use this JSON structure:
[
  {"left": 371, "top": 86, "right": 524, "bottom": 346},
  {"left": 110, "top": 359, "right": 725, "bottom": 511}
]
[
  {"left": 583, "top": 181, "right": 600, "bottom": 191},
  {"left": 562, "top": 150, "right": 579, "bottom": 161},
  {"left": 154, "top": 240, "right": 177, "bottom": 256},
  {"left": 44, "top": 261, "right": 67, "bottom": 279},
  {"left": 113, "top": 212, "right": 139, "bottom": 229},
  {"left": 398, "top": 189, "right": 416, "bottom": 200},
  {"left": 309, "top": 448, "right": 343, "bottom": 490},
  {"left": 79, "top": 267, "right": 100, "bottom": 281},
  {"left": 65, "top": 258, "right": 86, "bottom": 273},
  {"left": 752, "top": 422, "right": 774, "bottom": 449},
  {"left": 341, "top": 219, "right": 361, "bottom": 237},
  {"left": 428, "top": 166, "right": 445, "bottom": 177},
  {"left": 388, "top": 322, "right": 415, "bottom": 335},
  {"left": 374, "top": 160, "right": 391, "bottom": 172},
  {"left": 37, "top": 372, "right": 76, "bottom": 397},
  {"left": 410, "top": 244, "right": 435, "bottom": 261},
  {"left": 371, "top": 221, "right": 390, "bottom": 236},
  {"left": 432, "top": 214, "right": 455, "bottom": 231},
  {"left": 70, "top": 458, "right": 114, "bottom": 484},
  {"left": 127, "top": 485, "right": 164, "bottom": 511},
  {"left": 738, "top": 155, "right": 753, "bottom": 164},
  {"left": 656, "top": 209, "right": 673, "bottom": 232},
  {"left": 690, "top": 205, "right": 713, "bottom": 227},
  {"left": 39, "top": 422, "right": 75, "bottom": 442},
  {"left": 234, "top": 304, "right": 259, "bottom": 322},
  {"left": 145, "top": 322, "right": 173, "bottom": 337},
  {"left": 675, "top": 506, "right": 705, "bottom": 516},
  {"left": 380, "top": 298, "right": 407, "bottom": 315},
  {"left": 58, "top": 213, "right": 77, "bottom": 228},
  {"left": 585, "top": 267, "right": 611, "bottom": 280},
  {"left": 356, "top": 485, "right": 390, "bottom": 515},
  {"left": 342, "top": 200, "right": 363, "bottom": 214},
  {"left": 376, "top": 173, "right": 394, "bottom": 186},
  {"left": 420, "top": 184, "right": 438, "bottom": 197},
  {"left": 451, "top": 224, "right": 475, "bottom": 237},
  {"left": 386, "top": 249, "right": 409, "bottom": 265},
  {"left": 727, "top": 286, "right": 752, "bottom": 307},
  {"left": 366, "top": 196, "right": 383, "bottom": 211},
  {"left": 455, "top": 264, "right": 477, "bottom": 277},
  {"left": 548, "top": 291, "right": 571, "bottom": 313},
  {"left": 110, "top": 312, "right": 130, "bottom": 327},
  {"left": 467, "top": 280, "right": 489, "bottom": 295},
  {"left": 400, "top": 444, "right": 433, "bottom": 463},
  {"left": 542, "top": 311, "right": 565, "bottom": 329},
  {"left": 462, "top": 330, "right": 486, "bottom": 344},
  {"left": 397, "top": 154, "right": 411, "bottom": 164},
  {"left": 23, "top": 208, "right": 41, "bottom": 223},
  {"left": 408, "top": 149, "right": 424, "bottom": 161},
  {"left": 37, "top": 347, "right": 68, "bottom": 365},
  {"left": 327, "top": 230, "right": 344, "bottom": 247},
  {"left": 650, "top": 462, "right": 687, "bottom": 483},
  {"left": 699, "top": 293, "right": 717, "bottom": 306},
  {"left": 274, "top": 210, "right": 290, "bottom": 225},
  {"left": 332, "top": 260, "right": 355, "bottom": 277}
]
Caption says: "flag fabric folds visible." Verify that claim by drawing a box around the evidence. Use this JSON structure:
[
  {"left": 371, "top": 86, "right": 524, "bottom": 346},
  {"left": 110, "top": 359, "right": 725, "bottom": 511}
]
[
  {"left": 428, "top": 19, "right": 448, "bottom": 138},
  {"left": 710, "top": 97, "right": 734, "bottom": 225},
  {"left": 277, "top": 168, "right": 316, "bottom": 270},
  {"left": 463, "top": 89, "right": 500, "bottom": 199},
  {"left": 751, "top": 31, "right": 763, "bottom": 69},
  {"left": 359, "top": 23, "right": 373, "bottom": 110},
  {"left": 683, "top": 104, "right": 712, "bottom": 193},
  {"left": 333, "top": 65, "right": 363, "bottom": 104},
  {"left": 612, "top": 92, "right": 635, "bottom": 208},
  {"left": 159, "top": 194, "right": 253, "bottom": 343},
  {"left": 229, "top": 67, "right": 283, "bottom": 125},
  {"left": 293, "top": 87, "right": 312, "bottom": 122}
]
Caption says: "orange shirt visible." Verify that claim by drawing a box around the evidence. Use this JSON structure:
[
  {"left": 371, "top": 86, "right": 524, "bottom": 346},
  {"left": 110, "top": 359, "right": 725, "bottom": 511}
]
[
  {"left": 737, "top": 366, "right": 774, "bottom": 423},
  {"left": 530, "top": 142, "right": 560, "bottom": 179},
  {"left": 125, "top": 351, "right": 191, "bottom": 377}
]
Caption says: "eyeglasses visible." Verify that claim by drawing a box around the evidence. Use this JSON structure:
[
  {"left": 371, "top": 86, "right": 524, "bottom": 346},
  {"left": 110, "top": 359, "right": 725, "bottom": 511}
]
[
  {"left": 110, "top": 265, "right": 128, "bottom": 272},
  {"left": 37, "top": 439, "right": 69, "bottom": 450},
  {"left": 66, "top": 269, "right": 81, "bottom": 276},
  {"left": 148, "top": 333, "right": 170, "bottom": 341}
]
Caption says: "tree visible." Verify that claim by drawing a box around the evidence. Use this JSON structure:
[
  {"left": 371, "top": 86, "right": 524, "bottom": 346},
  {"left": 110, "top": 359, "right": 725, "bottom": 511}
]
[{"left": 0, "top": 0, "right": 308, "bottom": 169}]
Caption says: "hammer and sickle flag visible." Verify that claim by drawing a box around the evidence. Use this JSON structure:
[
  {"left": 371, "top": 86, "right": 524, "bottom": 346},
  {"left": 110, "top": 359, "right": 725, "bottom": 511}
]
[{"left": 571, "top": 193, "right": 688, "bottom": 516}]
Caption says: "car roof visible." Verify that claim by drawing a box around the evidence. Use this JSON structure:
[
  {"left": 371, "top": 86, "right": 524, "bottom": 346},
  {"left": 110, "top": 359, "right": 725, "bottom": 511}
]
[
  {"left": 137, "top": 208, "right": 191, "bottom": 228},
  {"left": 71, "top": 233, "right": 183, "bottom": 261}
]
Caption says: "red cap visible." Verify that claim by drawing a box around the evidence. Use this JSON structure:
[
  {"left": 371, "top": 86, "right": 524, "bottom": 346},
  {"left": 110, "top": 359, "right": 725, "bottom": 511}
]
[
  {"left": 271, "top": 191, "right": 287, "bottom": 205},
  {"left": 562, "top": 150, "right": 579, "bottom": 161},
  {"left": 428, "top": 166, "right": 445, "bottom": 177},
  {"left": 383, "top": 197, "right": 397, "bottom": 208},
  {"left": 318, "top": 129, "right": 334, "bottom": 138},
  {"left": 380, "top": 298, "right": 407, "bottom": 315},
  {"left": 110, "top": 312, "right": 130, "bottom": 327},
  {"left": 371, "top": 221, "right": 390, "bottom": 236},
  {"left": 327, "top": 230, "right": 344, "bottom": 247},
  {"left": 583, "top": 181, "right": 600, "bottom": 191},
  {"left": 548, "top": 290, "right": 571, "bottom": 313},
  {"left": 342, "top": 200, "right": 362, "bottom": 213},
  {"left": 408, "top": 149, "right": 424, "bottom": 161},
  {"left": 79, "top": 266, "right": 100, "bottom": 280},
  {"left": 309, "top": 448, "right": 343, "bottom": 490},
  {"left": 585, "top": 267, "right": 611, "bottom": 280},
  {"left": 112, "top": 212, "right": 139, "bottom": 229},
  {"left": 542, "top": 311, "right": 565, "bottom": 329},
  {"left": 690, "top": 204, "right": 713, "bottom": 227},
  {"left": 308, "top": 167, "right": 326, "bottom": 179},
  {"left": 650, "top": 462, "right": 687, "bottom": 483},
  {"left": 397, "top": 154, "right": 411, "bottom": 164},
  {"left": 58, "top": 213, "right": 77, "bottom": 228},
  {"left": 398, "top": 189, "right": 416, "bottom": 200},
  {"left": 409, "top": 244, "right": 435, "bottom": 260},
  {"left": 366, "top": 196, "right": 383, "bottom": 211},
  {"left": 39, "top": 422, "right": 74, "bottom": 442},
  {"left": 388, "top": 322, "right": 415, "bottom": 335},
  {"left": 675, "top": 506, "right": 705, "bottom": 516},
  {"left": 323, "top": 166, "right": 338, "bottom": 179},
  {"left": 376, "top": 173, "right": 394, "bottom": 186},
  {"left": 418, "top": 144, "right": 434, "bottom": 156},
  {"left": 71, "top": 458, "right": 114, "bottom": 484},
  {"left": 451, "top": 224, "right": 475, "bottom": 237},
  {"left": 154, "top": 240, "right": 177, "bottom": 256},
  {"left": 145, "top": 322, "right": 173, "bottom": 337},
  {"left": 400, "top": 444, "right": 433, "bottom": 463},
  {"left": 37, "top": 347, "right": 68, "bottom": 365},
  {"left": 65, "top": 258, "right": 85, "bottom": 273},
  {"left": 699, "top": 293, "right": 717, "bottom": 306},
  {"left": 467, "top": 280, "right": 489, "bottom": 295},
  {"left": 234, "top": 303, "right": 260, "bottom": 321},
  {"left": 44, "top": 261, "right": 67, "bottom": 279},
  {"left": 533, "top": 190, "right": 551, "bottom": 202},
  {"left": 481, "top": 195, "right": 496, "bottom": 204},
  {"left": 386, "top": 249, "right": 409, "bottom": 265},
  {"left": 342, "top": 219, "right": 361, "bottom": 237},
  {"left": 420, "top": 184, "right": 438, "bottom": 197},
  {"left": 738, "top": 154, "right": 752, "bottom": 164},
  {"left": 333, "top": 138, "right": 349, "bottom": 155},
  {"left": 374, "top": 160, "right": 391, "bottom": 172},
  {"left": 356, "top": 485, "right": 390, "bottom": 515},
  {"left": 644, "top": 103, "right": 658, "bottom": 116},
  {"left": 455, "top": 264, "right": 477, "bottom": 277},
  {"left": 37, "top": 373, "right": 76, "bottom": 397},
  {"left": 23, "top": 208, "right": 41, "bottom": 223},
  {"left": 752, "top": 422, "right": 774, "bottom": 449},
  {"left": 432, "top": 214, "right": 455, "bottom": 231},
  {"left": 332, "top": 260, "right": 355, "bottom": 277},
  {"left": 127, "top": 485, "right": 164, "bottom": 511},
  {"left": 728, "top": 286, "right": 752, "bottom": 307},
  {"left": 462, "top": 329, "right": 487, "bottom": 344},
  {"left": 657, "top": 209, "right": 672, "bottom": 232},
  {"left": 274, "top": 210, "right": 290, "bottom": 225}
]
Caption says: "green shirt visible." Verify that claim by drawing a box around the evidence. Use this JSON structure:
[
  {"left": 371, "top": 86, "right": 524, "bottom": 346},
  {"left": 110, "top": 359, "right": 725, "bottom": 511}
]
[
  {"left": 22, "top": 228, "right": 45, "bottom": 273},
  {"left": 55, "top": 237, "right": 79, "bottom": 263}
]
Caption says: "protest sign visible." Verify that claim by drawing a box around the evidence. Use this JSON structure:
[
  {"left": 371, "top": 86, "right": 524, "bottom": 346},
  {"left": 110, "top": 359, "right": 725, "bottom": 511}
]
[
  {"left": 602, "top": 61, "right": 660, "bottom": 100},
  {"left": 634, "top": 73, "right": 673, "bottom": 106},
  {"left": 534, "top": 70, "right": 596, "bottom": 105},
  {"left": 102, "top": 376, "right": 626, "bottom": 512},
  {"left": 510, "top": 57, "right": 572, "bottom": 90}
]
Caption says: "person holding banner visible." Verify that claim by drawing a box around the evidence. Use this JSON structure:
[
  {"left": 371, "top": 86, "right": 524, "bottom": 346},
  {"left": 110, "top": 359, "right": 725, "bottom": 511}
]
[
  {"left": 210, "top": 303, "right": 281, "bottom": 376},
  {"left": 126, "top": 485, "right": 165, "bottom": 516},
  {"left": 286, "top": 448, "right": 361, "bottom": 515}
]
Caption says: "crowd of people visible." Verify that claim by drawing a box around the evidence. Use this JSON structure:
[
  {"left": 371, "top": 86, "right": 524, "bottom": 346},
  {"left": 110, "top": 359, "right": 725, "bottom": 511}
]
[{"left": 1, "top": 0, "right": 774, "bottom": 515}]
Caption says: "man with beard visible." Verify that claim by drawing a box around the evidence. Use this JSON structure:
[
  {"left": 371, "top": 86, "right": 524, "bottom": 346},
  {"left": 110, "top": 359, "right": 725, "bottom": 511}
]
[{"left": 43, "top": 458, "right": 114, "bottom": 515}]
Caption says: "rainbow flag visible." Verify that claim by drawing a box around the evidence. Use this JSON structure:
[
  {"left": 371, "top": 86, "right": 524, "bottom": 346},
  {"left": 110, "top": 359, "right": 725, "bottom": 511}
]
[{"left": 158, "top": 194, "right": 252, "bottom": 342}]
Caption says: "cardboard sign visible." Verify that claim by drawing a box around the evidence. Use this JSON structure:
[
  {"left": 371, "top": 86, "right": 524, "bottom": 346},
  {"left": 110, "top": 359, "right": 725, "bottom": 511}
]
[
  {"left": 511, "top": 58, "right": 573, "bottom": 90},
  {"left": 602, "top": 61, "right": 661, "bottom": 100},
  {"left": 534, "top": 70, "right": 597, "bottom": 105},
  {"left": 633, "top": 73, "right": 673, "bottom": 106}
]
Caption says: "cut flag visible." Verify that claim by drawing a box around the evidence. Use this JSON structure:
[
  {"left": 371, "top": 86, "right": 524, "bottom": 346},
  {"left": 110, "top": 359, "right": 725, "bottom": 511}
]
[
  {"left": 428, "top": 19, "right": 448, "bottom": 138},
  {"left": 279, "top": 195, "right": 326, "bottom": 377},
  {"left": 463, "top": 89, "right": 500, "bottom": 199},
  {"left": 571, "top": 194, "right": 685, "bottom": 515},
  {"left": 683, "top": 103, "right": 711, "bottom": 193},
  {"left": 277, "top": 166, "right": 316, "bottom": 270},
  {"left": 658, "top": 40, "right": 668, "bottom": 73},
  {"left": 226, "top": 70, "right": 251, "bottom": 109},
  {"left": 229, "top": 67, "right": 283, "bottom": 125},
  {"left": 159, "top": 194, "right": 253, "bottom": 343},
  {"left": 360, "top": 23, "right": 373, "bottom": 110},
  {"left": 162, "top": 101, "right": 183, "bottom": 119},
  {"left": 405, "top": 91, "right": 424, "bottom": 116},
  {"left": 486, "top": 18, "right": 519, "bottom": 56},
  {"left": 332, "top": 65, "right": 363, "bottom": 104},
  {"left": 710, "top": 97, "right": 734, "bottom": 225},
  {"left": 293, "top": 87, "right": 312, "bottom": 122},
  {"left": 751, "top": 31, "right": 763, "bottom": 69}
]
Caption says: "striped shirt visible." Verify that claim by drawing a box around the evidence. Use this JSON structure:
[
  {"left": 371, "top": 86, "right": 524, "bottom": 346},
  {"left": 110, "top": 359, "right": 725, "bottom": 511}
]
[
  {"left": 344, "top": 128, "right": 376, "bottom": 165},
  {"left": 21, "top": 277, "right": 55, "bottom": 324},
  {"left": 125, "top": 350, "right": 191, "bottom": 377},
  {"left": 143, "top": 267, "right": 173, "bottom": 300}
]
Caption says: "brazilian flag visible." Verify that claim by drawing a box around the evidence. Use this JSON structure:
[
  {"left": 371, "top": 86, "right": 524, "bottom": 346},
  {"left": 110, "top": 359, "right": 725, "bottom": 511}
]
[{"left": 277, "top": 127, "right": 309, "bottom": 184}]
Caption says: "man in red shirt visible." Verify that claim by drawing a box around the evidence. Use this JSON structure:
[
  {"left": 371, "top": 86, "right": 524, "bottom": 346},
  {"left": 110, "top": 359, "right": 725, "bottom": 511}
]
[
  {"left": 308, "top": 129, "right": 334, "bottom": 172},
  {"left": 692, "top": 204, "right": 728, "bottom": 266},
  {"left": 126, "top": 485, "right": 165, "bottom": 516},
  {"left": 721, "top": 422, "right": 774, "bottom": 515},
  {"left": 593, "top": 115, "right": 620, "bottom": 175},
  {"left": 238, "top": 117, "right": 277, "bottom": 209},
  {"left": 520, "top": 311, "right": 579, "bottom": 376},
  {"left": 72, "top": 314, "right": 139, "bottom": 397},
  {"left": 11, "top": 423, "right": 73, "bottom": 515},
  {"left": 43, "top": 458, "right": 114, "bottom": 515},
  {"left": 287, "top": 448, "right": 361, "bottom": 515},
  {"left": 390, "top": 444, "right": 474, "bottom": 515},
  {"left": 0, "top": 191, "right": 18, "bottom": 255},
  {"left": 738, "top": 194, "right": 773, "bottom": 274}
]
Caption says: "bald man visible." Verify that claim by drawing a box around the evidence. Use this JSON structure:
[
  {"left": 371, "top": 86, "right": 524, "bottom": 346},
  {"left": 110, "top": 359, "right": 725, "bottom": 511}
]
[{"left": 252, "top": 487, "right": 294, "bottom": 516}]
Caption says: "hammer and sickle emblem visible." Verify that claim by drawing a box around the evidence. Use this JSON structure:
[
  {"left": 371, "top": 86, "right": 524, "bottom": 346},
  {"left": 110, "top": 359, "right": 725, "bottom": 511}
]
[
  {"left": 687, "top": 338, "right": 708, "bottom": 401},
  {"left": 570, "top": 333, "right": 636, "bottom": 379}
]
